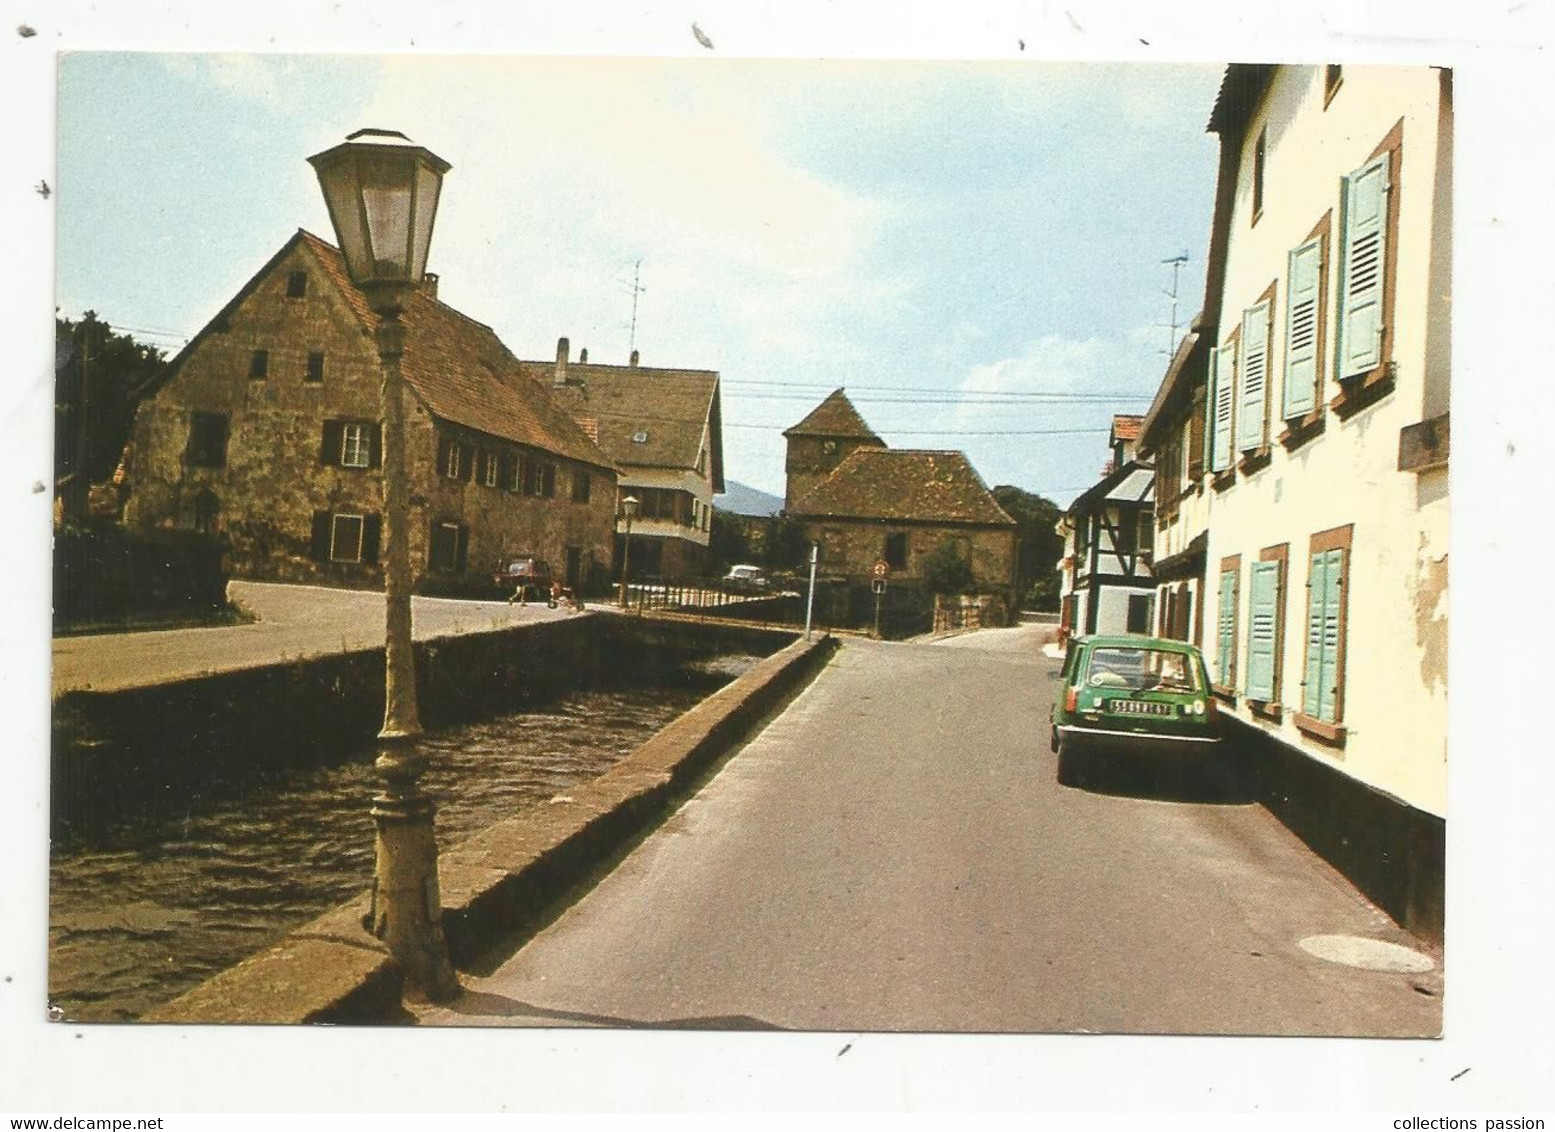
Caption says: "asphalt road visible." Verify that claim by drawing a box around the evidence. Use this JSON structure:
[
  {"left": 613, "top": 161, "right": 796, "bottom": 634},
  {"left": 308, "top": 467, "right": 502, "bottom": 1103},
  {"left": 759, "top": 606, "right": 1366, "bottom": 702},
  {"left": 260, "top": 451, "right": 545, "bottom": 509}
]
[
  {"left": 51, "top": 580, "right": 577, "bottom": 695},
  {"left": 419, "top": 625, "right": 1442, "bottom": 1036}
]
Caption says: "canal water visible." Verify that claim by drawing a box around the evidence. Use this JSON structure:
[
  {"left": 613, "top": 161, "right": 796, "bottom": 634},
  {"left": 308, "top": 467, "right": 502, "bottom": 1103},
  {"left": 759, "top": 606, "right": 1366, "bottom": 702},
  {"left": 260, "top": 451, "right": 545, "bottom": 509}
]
[{"left": 49, "top": 656, "right": 760, "bottom": 1023}]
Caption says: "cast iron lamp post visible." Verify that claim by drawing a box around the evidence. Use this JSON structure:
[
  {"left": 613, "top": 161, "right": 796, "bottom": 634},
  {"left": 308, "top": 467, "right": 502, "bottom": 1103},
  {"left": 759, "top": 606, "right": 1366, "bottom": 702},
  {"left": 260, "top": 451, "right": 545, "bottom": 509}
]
[
  {"left": 617, "top": 494, "right": 640, "bottom": 608},
  {"left": 308, "top": 128, "right": 458, "bottom": 1001}
]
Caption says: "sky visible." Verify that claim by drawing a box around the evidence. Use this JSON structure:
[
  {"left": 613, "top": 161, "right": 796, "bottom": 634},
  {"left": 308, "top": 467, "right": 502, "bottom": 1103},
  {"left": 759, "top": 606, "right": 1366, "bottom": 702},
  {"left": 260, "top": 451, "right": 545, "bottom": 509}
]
[{"left": 56, "top": 54, "right": 1224, "bottom": 506}]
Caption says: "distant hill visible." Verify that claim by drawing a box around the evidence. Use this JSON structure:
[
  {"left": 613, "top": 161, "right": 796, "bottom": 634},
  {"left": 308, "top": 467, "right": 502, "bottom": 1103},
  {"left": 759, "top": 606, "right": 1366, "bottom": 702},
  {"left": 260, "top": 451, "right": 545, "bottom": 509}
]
[{"left": 716, "top": 481, "right": 783, "bottom": 517}]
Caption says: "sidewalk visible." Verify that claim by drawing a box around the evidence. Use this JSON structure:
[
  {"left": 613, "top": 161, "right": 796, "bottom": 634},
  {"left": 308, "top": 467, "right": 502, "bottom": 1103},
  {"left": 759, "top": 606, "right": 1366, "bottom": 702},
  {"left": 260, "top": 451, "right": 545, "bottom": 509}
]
[{"left": 51, "top": 580, "right": 576, "bottom": 696}]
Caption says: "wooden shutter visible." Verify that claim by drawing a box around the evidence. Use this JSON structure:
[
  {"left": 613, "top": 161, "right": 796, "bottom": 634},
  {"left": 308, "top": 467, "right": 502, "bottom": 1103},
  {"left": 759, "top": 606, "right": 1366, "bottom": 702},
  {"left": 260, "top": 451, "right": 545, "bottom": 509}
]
[
  {"left": 459, "top": 443, "right": 474, "bottom": 482},
  {"left": 1302, "top": 549, "right": 1344, "bottom": 719},
  {"left": 361, "top": 513, "right": 382, "bottom": 565},
  {"left": 1245, "top": 560, "right": 1280, "bottom": 701},
  {"left": 1337, "top": 153, "right": 1389, "bottom": 378},
  {"left": 436, "top": 435, "right": 453, "bottom": 478},
  {"left": 1210, "top": 343, "right": 1235, "bottom": 472},
  {"left": 1239, "top": 302, "right": 1270, "bottom": 452},
  {"left": 1216, "top": 568, "right": 1237, "bottom": 687},
  {"left": 368, "top": 423, "right": 383, "bottom": 469},
  {"left": 320, "top": 420, "right": 344, "bottom": 465},
  {"left": 310, "top": 511, "right": 331, "bottom": 561},
  {"left": 1317, "top": 549, "right": 1343, "bottom": 721},
  {"left": 1283, "top": 238, "right": 1322, "bottom": 417}
]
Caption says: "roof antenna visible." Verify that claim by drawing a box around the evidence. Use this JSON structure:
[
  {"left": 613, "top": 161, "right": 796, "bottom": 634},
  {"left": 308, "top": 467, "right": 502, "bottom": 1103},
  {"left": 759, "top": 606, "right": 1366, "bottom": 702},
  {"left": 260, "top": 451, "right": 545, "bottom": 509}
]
[
  {"left": 1158, "top": 252, "right": 1189, "bottom": 357},
  {"left": 620, "top": 258, "right": 647, "bottom": 360}
]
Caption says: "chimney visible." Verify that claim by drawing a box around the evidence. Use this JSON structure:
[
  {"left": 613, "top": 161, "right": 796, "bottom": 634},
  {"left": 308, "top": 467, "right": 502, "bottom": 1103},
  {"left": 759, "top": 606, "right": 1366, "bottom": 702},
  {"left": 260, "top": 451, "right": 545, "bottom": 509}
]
[
  {"left": 579, "top": 347, "right": 589, "bottom": 363},
  {"left": 420, "top": 272, "right": 439, "bottom": 301},
  {"left": 554, "top": 337, "right": 569, "bottom": 386},
  {"left": 629, "top": 349, "right": 640, "bottom": 367}
]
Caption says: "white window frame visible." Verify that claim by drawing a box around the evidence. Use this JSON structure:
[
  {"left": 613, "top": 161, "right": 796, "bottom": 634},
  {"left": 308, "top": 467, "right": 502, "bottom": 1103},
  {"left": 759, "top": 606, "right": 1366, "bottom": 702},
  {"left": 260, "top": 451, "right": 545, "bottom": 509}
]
[
  {"left": 340, "top": 422, "right": 371, "bottom": 469},
  {"left": 330, "top": 512, "right": 365, "bottom": 563}
]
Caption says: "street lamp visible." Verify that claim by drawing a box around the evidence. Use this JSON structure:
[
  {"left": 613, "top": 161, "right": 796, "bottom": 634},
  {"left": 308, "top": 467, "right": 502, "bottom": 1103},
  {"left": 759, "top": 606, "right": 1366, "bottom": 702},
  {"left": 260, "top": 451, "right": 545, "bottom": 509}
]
[
  {"left": 618, "top": 494, "right": 640, "bottom": 608},
  {"left": 308, "top": 128, "right": 458, "bottom": 1001}
]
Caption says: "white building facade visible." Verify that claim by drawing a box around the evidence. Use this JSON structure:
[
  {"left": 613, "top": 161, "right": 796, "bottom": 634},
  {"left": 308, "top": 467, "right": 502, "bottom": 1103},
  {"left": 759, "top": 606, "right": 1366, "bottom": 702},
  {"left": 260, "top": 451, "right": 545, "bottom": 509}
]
[{"left": 1193, "top": 64, "right": 1450, "bottom": 940}]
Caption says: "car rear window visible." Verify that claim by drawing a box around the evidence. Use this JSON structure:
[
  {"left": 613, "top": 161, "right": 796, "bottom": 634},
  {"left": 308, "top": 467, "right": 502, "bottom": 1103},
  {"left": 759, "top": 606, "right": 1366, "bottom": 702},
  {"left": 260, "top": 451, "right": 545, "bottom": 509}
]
[{"left": 1083, "top": 647, "right": 1201, "bottom": 694}]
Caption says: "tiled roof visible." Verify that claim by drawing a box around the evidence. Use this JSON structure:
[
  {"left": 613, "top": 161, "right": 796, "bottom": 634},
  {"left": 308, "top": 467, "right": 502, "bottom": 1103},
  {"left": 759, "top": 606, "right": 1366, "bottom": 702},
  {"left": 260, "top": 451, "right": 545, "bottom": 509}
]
[
  {"left": 1110, "top": 414, "right": 1143, "bottom": 443},
  {"left": 295, "top": 232, "right": 615, "bottom": 472},
  {"left": 792, "top": 448, "right": 1014, "bottom": 527},
  {"left": 783, "top": 388, "right": 882, "bottom": 441},
  {"left": 1207, "top": 63, "right": 1276, "bottom": 137},
  {"left": 517, "top": 358, "right": 724, "bottom": 490}
]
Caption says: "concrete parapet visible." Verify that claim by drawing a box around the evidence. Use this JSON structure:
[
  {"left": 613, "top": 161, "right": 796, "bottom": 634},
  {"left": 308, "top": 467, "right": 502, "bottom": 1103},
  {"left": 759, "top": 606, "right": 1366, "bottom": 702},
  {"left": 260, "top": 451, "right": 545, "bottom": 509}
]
[{"left": 142, "top": 631, "right": 838, "bottom": 1023}]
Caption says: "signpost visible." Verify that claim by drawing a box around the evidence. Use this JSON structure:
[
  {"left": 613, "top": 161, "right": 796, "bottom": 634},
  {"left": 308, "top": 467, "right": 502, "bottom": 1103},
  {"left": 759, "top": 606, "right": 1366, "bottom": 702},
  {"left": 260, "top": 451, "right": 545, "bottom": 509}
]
[{"left": 872, "top": 559, "right": 889, "bottom": 638}]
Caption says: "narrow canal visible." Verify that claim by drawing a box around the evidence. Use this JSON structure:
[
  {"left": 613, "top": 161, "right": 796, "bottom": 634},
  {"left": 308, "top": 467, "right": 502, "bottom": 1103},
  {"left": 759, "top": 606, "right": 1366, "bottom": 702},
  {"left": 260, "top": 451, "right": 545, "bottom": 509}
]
[{"left": 49, "top": 655, "right": 760, "bottom": 1023}]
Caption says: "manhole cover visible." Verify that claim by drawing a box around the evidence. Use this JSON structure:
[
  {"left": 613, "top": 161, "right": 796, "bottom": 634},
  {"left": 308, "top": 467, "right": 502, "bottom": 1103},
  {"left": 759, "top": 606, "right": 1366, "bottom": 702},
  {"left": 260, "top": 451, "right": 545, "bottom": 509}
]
[{"left": 1298, "top": 934, "right": 1435, "bottom": 972}]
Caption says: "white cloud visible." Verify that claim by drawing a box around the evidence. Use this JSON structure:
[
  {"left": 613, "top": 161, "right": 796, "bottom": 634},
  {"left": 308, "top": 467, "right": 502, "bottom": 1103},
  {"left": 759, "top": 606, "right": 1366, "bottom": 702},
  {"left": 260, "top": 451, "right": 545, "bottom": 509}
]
[{"left": 348, "top": 57, "right": 909, "bottom": 373}]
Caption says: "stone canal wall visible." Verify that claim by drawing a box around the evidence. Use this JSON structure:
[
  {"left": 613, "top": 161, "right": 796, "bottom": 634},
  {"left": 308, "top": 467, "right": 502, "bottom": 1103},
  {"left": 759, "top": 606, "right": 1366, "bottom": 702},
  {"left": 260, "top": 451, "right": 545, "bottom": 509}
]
[
  {"left": 52, "top": 612, "right": 798, "bottom": 833},
  {"left": 134, "top": 627, "right": 837, "bottom": 1023}
]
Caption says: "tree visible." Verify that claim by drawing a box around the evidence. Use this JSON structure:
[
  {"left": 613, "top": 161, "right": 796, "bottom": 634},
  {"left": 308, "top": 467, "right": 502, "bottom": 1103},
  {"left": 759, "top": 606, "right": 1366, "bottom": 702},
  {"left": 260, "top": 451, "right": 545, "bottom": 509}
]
[
  {"left": 55, "top": 312, "right": 168, "bottom": 518},
  {"left": 708, "top": 509, "right": 753, "bottom": 574},
  {"left": 992, "top": 484, "right": 1065, "bottom": 611},
  {"left": 762, "top": 512, "right": 811, "bottom": 573},
  {"left": 920, "top": 538, "right": 974, "bottom": 596}
]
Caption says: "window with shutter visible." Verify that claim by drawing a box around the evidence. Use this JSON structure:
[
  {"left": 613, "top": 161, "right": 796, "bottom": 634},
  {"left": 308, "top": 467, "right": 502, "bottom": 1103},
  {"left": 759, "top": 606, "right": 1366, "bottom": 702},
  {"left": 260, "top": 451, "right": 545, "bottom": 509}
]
[
  {"left": 1283, "top": 238, "right": 1323, "bottom": 417},
  {"left": 1245, "top": 559, "right": 1280, "bottom": 702},
  {"left": 329, "top": 514, "right": 365, "bottom": 563},
  {"left": 1216, "top": 565, "right": 1238, "bottom": 689},
  {"left": 340, "top": 422, "right": 372, "bottom": 468},
  {"left": 1336, "top": 153, "right": 1389, "bottom": 379},
  {"left": 1210, "top": 342, "right": 1236, "bottom": 473},
  {"left": 1298, "top": 528, "right": 1351, "bottom": 735},
  {"left": 1239, "top": 301, "right": 1271, "bottom": 452}
]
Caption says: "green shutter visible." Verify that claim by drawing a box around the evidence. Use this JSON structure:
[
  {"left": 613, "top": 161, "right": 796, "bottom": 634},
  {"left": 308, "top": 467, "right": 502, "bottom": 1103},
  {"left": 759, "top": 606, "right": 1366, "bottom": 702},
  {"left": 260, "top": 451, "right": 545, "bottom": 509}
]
[
  {"left": 1245, "top": 560, "right": 1280, "bottom": 701},
  {"left": 1239, "top": 302, "right": 1270, "bottom": 452},
  {"left": 1210, "top": 343, "right": 1236, "bottom": 472},
  {"left": 1302, "top": 548, "right": 1345, "bottom": 720},
  {"left": 1302, "top": 551, "right": 1328, "bottom": 717},
  {"left": 1217, "top": 567, "right": 1237, "bottom": 687},
  {"left": 1336, "top": 153, "right": 1389, "bottom": 379},
  {"left": 1317, "top": 548, "right": 1343, "bottom": 721},
  {"left": 1283, "top": 238, "right": 1322, "bottom": 417}
]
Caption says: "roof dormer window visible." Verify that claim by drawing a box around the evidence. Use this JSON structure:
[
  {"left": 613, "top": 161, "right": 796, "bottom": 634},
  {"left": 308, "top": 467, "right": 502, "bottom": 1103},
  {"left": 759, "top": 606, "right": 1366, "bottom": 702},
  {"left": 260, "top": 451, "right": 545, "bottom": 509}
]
[{"left": 633, "top": 429, "right": 649, "bottom": 444}]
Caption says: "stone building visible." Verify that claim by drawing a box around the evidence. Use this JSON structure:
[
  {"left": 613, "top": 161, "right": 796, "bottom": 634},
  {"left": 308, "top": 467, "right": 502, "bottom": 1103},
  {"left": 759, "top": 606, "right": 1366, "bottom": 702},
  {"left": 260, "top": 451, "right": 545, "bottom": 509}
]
[
  {"left": 783, "top": 390, "right": 1018, "bottom": 613},
  {"left": 123, "top": 230, "right": 620, "bottom": 594},
  {"left": 782, "top": 388, "right": 884, "bottom": 511},
  {"left": 518, "top": 342, "right": 724, "bottom": 579}
]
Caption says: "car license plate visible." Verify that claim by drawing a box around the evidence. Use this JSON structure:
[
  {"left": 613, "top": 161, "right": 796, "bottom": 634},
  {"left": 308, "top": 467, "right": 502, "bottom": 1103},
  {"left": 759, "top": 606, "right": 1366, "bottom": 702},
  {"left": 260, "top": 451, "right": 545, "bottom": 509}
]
[{"left": 1109, "top": 699, "right": 1174, "bottom": 717}]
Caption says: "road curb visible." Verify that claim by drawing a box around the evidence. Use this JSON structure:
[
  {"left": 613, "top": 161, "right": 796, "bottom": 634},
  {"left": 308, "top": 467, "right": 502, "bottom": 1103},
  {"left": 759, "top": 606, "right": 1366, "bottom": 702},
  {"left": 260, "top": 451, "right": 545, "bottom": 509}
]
[{"left": 143, "top": 632, "right": 838, "bottom": 1024}]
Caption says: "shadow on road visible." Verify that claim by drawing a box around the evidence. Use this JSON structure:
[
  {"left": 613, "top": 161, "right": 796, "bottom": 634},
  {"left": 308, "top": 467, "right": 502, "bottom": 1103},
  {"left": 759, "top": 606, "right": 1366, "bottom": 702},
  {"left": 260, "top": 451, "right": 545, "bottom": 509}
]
[
  {"left": 425, "top": 988, "right": 786, "bottom": 1031},
  {"left": 1056, "top": 748, "right": 1256, "bottom": 805}
]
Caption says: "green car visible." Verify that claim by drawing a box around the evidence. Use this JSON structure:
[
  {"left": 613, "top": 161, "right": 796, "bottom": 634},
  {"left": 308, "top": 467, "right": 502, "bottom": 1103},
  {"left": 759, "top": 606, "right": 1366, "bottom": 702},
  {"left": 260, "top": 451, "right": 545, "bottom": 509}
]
[{"left": 1050, "top": 634, "right": 1220, "bottom": 774}]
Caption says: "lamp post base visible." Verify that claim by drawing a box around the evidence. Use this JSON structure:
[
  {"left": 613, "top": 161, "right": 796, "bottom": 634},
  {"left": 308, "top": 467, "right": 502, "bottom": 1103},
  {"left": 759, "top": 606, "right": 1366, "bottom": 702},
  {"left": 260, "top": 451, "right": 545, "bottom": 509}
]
[{"left": 370, "top": 737, "right": 459, "bottom": 1004}]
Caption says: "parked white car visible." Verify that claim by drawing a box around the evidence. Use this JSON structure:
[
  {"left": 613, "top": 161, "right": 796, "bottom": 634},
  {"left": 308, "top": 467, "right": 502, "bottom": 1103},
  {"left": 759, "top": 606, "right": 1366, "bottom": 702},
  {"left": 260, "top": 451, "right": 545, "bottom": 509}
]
[{"left": 722, "top": 564, "right": 771, "bottom": 593}]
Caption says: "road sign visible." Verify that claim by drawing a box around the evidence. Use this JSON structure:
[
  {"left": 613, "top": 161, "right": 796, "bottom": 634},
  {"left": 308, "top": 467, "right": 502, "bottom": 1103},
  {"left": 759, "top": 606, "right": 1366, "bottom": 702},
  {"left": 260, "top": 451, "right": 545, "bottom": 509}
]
[{"left": 872, "top": 559, "right": 890, "bottom": 580}]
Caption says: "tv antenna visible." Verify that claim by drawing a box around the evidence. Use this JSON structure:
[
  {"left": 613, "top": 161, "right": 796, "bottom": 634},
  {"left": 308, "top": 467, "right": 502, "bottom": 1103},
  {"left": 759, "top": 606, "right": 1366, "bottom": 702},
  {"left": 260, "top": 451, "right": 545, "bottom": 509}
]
[
  {"left": 620, "top": 259, "right": 647, "bottom": 356},
  {"left": 1159, "top": 251, "right": 1190, "bottom": 357}
]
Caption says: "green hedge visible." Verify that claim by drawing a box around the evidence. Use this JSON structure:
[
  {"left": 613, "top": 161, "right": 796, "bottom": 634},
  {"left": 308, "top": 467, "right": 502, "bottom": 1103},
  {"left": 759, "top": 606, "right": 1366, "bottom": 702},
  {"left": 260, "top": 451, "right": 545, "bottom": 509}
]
[{"left": 54, "top": 520, "right": 229, "bottom": 629}]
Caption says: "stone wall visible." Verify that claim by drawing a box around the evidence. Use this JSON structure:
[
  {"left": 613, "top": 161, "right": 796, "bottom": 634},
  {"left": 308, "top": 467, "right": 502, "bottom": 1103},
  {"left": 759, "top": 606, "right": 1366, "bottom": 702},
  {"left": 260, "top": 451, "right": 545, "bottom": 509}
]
[{"left": 804, "top": 519, "right": 1017, "bottom": 601}]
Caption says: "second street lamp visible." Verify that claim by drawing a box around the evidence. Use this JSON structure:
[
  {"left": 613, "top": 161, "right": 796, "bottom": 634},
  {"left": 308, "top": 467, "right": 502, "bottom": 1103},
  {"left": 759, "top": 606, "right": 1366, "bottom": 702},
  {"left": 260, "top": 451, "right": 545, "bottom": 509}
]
[
  {"left": 618, "top": 494, "right": 640, "bottom": 609},
  {"left": 308, "top": 128, "right": 458, "bottom": 1002}
]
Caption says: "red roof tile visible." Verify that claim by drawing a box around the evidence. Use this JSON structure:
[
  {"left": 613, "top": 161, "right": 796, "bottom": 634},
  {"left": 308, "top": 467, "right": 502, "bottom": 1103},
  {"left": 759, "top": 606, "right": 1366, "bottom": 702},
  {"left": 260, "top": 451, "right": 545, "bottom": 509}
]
[{"left": 792, "top": 448, "right": 1014, "bottom": 527}]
